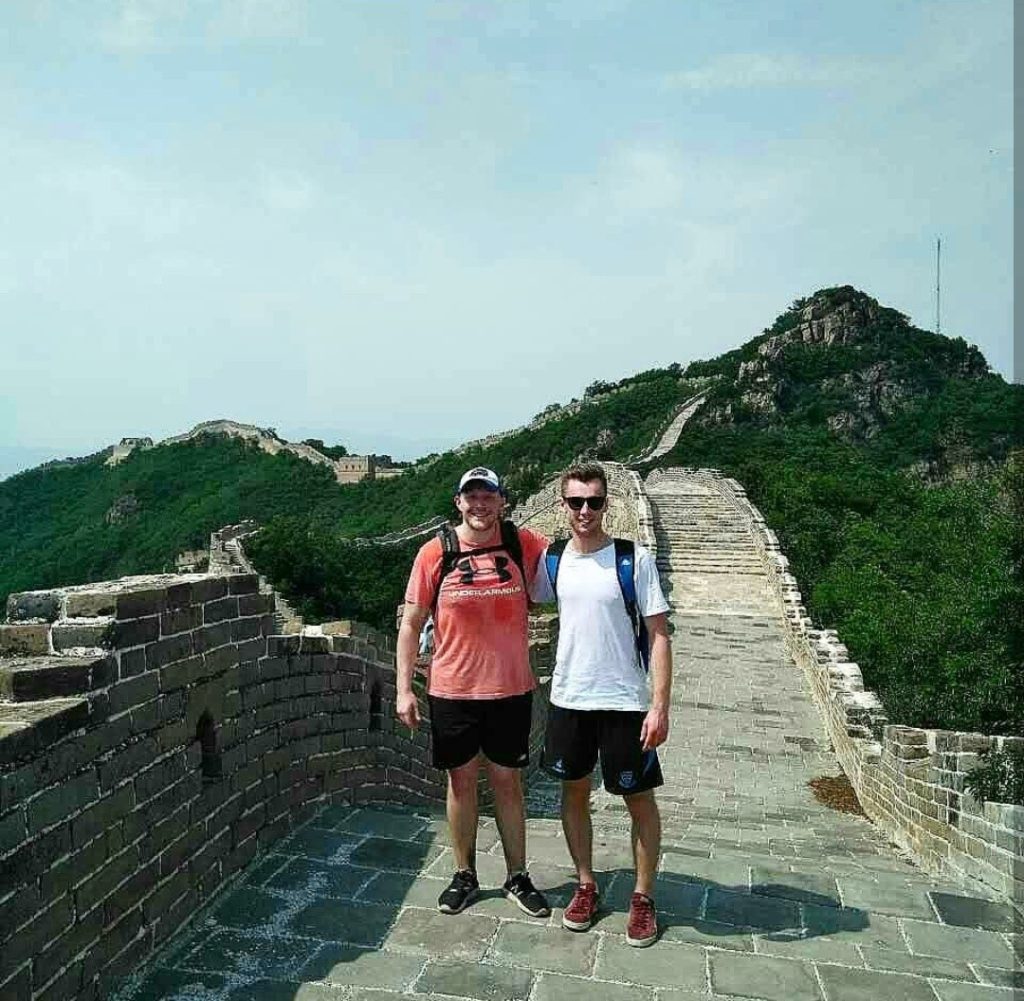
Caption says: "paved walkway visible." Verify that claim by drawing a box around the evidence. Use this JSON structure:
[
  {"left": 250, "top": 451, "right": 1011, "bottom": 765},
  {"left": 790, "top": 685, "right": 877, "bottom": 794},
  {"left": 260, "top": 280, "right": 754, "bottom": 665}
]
[{"left": 114, "top": 472, "right": 1021, "bottom": 1001}]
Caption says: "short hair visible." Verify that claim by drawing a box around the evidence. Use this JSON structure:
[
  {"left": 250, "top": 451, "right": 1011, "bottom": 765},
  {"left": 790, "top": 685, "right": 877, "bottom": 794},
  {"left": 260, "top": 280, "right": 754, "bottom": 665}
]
[{"left": 560, "top": 462, "right": 608, "bottom": 496}]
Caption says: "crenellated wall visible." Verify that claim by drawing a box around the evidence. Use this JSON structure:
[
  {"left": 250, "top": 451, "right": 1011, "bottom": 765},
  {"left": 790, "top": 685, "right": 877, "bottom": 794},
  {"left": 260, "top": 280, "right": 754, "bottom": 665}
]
[
  {"left": 646, "top": 467, "right": 1024, "bottom": 905},
  {"left": 0, "top": 574, "right": 555, "bottom": 1001}
]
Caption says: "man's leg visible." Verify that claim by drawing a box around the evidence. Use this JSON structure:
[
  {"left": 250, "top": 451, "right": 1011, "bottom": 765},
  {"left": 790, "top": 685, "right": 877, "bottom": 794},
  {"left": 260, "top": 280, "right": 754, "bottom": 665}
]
[
  {"left": 561, "top": 776, "right": 596, "bottom": 885},
  {"left": 447, "top": 756, "right": 481, "bottom": 872},
  {"left": 483, "top": 759, "right": 525, "bottom": 874},
  {"left": 624, "top": 789, "right": 661, "bottom": 896}
]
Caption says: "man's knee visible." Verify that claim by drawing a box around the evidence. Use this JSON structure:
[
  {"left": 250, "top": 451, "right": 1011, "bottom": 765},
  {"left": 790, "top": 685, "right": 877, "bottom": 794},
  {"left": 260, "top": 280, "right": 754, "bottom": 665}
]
[
  {"left": 624, "top": 788, "right": 659, "bottom": 818},
  {"left": 485, "top": 761, "right": 524, "bottom": 799},
  {"left": 448, "top": 758, "right": 481, "bottom": 796},
  {"left": 562, "top": 777, "right": 592, "bottom": 803}
]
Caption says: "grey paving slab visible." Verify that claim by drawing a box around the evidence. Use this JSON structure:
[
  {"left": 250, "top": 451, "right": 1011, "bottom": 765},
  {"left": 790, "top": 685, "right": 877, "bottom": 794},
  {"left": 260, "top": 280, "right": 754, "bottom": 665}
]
[
  {"left": 225, "top": 982, "right": 348, "bottom": 1001},
  {"left": 928, "top": 982, "right": 1017, "bottom": 1001},
  {"left": 413, "top": 958, "right": 535, "bottom": 1000},
  {"left": 488, "top": 920, "right": 598, "bottom": 976},
  {"left": 928, "top": 892, "right": 1021, "bottom": 932},
  {"left": 114, "top": 473, "right": 1019, "bottom": 1001},
  {"left": 178, "top": 930, "right": 313, "bottom": 979},
  {"left": 752, "top": 932, "right": 863, "bottom": 965},
  {"left": 287, "top": 898, "right": 396, "bottom": 946},
  {"left": 815, "top": 965, "right": 939, "bottom": 1001},
  {"left": 384, "top": 905, "right": 499, "bottom": 961},
  {"left": 858, "top": 945, "right": 977, "bottom": 981},
  {"left": 265, "top": 857, "right": 372, "bottom": 897},
  {"left": 532, "top": 972, "right": 654, "bottom": 1001},
  {"left": 299, "top": 944, "right": 424, "bottom": 989},
  {"left": 707, "top": 950, "right": 822, "bottom": 1000},
  {"left": 594, "top": 937, "right": 707, "bottom": 989},
  {"left": 903, "top": 919, "right": 1019, "bottom": 969}
]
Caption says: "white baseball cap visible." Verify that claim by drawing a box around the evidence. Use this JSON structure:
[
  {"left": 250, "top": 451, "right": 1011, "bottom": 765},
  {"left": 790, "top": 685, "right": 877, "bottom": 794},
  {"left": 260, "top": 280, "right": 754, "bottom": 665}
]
[{"left": 457, "top": 466, "right": 503, "bottom": 494}]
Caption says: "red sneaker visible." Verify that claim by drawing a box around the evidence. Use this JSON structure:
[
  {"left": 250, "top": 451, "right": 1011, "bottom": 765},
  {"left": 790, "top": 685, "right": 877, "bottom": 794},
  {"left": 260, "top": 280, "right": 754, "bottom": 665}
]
[
  {"left": 626, "top": 892, "right": 657, "bottom": 947},
  {"left": 562, "top": 882, "right": 599, "bottom": 931}
]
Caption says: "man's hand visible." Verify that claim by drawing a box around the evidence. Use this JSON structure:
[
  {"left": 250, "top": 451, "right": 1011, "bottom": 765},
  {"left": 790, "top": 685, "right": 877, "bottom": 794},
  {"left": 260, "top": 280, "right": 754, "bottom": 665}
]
[
  {"left": 396, "top": 689, "right": 421, "bottom": 731},
  {"left": 639, "top": 706, "right": 669, "bottom": 751}
]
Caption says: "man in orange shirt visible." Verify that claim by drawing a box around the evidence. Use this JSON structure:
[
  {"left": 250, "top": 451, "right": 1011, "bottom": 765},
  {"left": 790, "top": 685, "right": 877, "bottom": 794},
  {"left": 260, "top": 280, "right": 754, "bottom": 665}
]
[{"left": 396, "top": 467, "right": 551, "bottom": 918}]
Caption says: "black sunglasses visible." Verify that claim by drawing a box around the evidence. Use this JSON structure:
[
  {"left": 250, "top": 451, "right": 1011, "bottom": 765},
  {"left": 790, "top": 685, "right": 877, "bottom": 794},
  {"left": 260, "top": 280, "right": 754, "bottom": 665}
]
[{"left": 562, "top": 495, "right": 607, "bottom": 511}]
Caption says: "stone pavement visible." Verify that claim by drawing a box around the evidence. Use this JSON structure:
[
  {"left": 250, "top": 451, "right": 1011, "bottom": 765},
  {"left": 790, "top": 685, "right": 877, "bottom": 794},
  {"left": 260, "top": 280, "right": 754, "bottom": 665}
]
[{"left": 112, "top": 473, "right": 1021, "bottom": 1001}]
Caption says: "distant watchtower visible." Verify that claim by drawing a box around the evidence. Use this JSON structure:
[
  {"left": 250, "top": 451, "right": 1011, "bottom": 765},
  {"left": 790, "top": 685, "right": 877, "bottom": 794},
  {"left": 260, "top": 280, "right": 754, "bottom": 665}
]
[{"left": 335, "top": 454, "right": 376, "bottom": 484}]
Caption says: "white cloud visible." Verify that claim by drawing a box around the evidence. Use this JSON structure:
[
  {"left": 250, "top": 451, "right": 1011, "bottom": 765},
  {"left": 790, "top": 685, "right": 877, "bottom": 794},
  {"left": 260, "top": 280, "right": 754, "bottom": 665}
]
[
  {"left": 577, "top": 146, "right": 685, "bottom": 222},
  {"left": 662, "top": 52, "right": 878, "bottom": 92},
  {"left": 256, "top": 170, "right": 317, "bottom": 212}
]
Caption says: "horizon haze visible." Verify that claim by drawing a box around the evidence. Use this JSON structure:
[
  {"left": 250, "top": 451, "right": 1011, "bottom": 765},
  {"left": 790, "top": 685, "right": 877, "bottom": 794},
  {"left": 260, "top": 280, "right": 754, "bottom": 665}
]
[{"left": 1, "top": 1, "right": 1013, "bottom": 478}]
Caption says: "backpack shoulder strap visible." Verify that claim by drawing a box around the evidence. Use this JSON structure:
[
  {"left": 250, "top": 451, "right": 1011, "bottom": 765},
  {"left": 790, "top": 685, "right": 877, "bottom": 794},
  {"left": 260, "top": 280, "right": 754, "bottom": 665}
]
[
  {"left": 499, "top": 520, "right": 527, "bottom": 590},
  {"left": 433, "top": 525, "right": 461, "bottom": 612},
  {"left": 613, "top": 538, "right": 649, "bottom": 671},
  {"left": 544, "top": 538, "right": 569, "bottom": 599}
]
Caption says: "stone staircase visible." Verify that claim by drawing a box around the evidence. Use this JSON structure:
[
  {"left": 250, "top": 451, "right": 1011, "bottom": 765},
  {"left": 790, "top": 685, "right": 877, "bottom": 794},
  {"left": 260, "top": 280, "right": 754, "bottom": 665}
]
[{"left": 112, "top": 469, "right": 1021, "bottom": 1001}]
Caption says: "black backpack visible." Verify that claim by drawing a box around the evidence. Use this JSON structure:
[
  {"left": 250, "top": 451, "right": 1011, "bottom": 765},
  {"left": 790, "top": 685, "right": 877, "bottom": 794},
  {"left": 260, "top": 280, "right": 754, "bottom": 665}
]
[{"left": 430, "top": 520, "right": 527, "bottom": 613}]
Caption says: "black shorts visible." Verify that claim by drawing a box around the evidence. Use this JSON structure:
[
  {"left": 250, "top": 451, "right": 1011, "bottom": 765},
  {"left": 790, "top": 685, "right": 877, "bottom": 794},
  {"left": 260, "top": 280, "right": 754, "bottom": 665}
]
[
  {"left": 543, "top": 704, "right": 664, "bottom": 796},
  {"left": 428, "top": 692, "right": 533, "bottom": 771}
]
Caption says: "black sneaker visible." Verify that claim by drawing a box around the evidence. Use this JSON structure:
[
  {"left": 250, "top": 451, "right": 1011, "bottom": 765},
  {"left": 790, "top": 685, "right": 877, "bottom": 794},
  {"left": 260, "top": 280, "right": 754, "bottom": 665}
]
[
  {"left": 438, "top": 869, "right": 479, "bottom": 914},
  {"left": 503, "top": 871, "right": 551, "bottom": 918}
]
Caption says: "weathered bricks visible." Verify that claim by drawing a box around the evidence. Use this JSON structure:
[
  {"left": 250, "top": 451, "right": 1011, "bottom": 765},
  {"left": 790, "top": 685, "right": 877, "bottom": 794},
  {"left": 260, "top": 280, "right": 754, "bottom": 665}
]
[{"left": 0, "top": 570, "right": 557, "bottom": 1000}]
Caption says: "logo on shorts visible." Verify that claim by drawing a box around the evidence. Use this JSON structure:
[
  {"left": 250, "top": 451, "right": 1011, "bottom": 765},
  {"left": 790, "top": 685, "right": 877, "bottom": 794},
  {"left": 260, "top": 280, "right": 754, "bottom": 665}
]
[
  {"left": 517, "top": 752, "right": 528, "bottom": 762},
  {"left": 619, "top": 770, "right": 636, "bottom": 789},
  {"left": 551, "top": 759, "right": 566, "bottom": 774}
]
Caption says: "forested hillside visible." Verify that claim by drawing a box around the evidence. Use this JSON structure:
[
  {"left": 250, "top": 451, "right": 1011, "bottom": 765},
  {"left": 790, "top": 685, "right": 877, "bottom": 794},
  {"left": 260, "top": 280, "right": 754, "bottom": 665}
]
[
  {"left": 3, "top": 285, "right": 1020, "bottom": 737},
  {"left": 0, "top": 369, "right": 691, "bottom": 603}
]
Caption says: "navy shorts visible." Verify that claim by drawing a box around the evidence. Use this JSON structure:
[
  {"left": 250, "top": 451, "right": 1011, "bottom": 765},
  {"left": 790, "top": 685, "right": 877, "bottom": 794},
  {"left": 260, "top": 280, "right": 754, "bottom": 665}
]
[
  {"left": 428, "top": 692, "right": 533, "bottom": 771},
  {"left": 543, "top": 704, "right": 664, "bottom": 796}
]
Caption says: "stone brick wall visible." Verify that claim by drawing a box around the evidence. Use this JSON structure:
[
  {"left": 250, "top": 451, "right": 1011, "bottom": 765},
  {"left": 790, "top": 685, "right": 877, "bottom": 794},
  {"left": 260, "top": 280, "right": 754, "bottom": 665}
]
[
  {"left": 0, "top": 573, "right": 555, "bottom": 1000},
  {"left": 656, "top": 468, "right": 1024, "bottom": 906}
]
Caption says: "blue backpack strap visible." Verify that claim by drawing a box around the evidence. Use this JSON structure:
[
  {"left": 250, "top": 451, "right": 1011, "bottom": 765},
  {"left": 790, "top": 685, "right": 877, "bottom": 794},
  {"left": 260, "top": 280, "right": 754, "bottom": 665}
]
[
  {"left": 613, "top": 538, "right": 649, "bottom": 672},
  {"left": 544, "top": 538, "right": 568, "bottom": 599}
]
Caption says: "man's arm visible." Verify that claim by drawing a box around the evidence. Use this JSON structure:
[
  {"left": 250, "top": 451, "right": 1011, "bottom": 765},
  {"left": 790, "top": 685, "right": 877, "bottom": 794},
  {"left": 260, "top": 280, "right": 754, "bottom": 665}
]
[
  {"left": 396, "top": 602, "right": 430, "bottom": 729},
  {"left": 639, "top": 612, "right": 672, "bottom": 751}
]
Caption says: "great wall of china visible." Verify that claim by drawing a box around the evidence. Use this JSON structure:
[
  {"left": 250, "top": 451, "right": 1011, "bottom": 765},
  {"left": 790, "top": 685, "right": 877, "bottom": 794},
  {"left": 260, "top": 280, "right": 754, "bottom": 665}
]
[{"left": 1, "top": 400, "right": 1021, "bottom": 1000}]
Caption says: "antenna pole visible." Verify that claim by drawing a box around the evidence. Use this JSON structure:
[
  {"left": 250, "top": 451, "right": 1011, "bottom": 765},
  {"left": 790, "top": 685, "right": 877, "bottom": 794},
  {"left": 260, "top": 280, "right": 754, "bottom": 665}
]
[{"left": 936, "top": 237, "right": 941, "bottom": 335}]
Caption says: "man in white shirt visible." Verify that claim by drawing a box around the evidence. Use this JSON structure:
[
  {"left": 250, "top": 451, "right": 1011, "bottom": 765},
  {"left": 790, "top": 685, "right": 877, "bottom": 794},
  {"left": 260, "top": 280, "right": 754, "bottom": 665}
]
[{"left": 531, "top": 462, "right": 672, "bottom": 947}]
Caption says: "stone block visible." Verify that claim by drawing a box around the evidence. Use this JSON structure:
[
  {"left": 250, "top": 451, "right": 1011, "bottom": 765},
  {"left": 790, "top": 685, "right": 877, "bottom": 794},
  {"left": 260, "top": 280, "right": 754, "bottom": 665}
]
[
  {"left": 110, "top": 616, "right": 159, "bottom": 649},
  {"left": 227, "top": 574, "right": 259, "bottom": 595},
  {"left": 116, "top": 588, "right": 168, "bottom": 620},
  {"left": 27, "top": 768, "right": 99, "bottom": 835},
  {"left": 0, "top": 894, "right": 74, "bottom": 984},
  {"left": 159, "top": 606, "right": 202, "bottom": 636},
  {"left": 51, "top": 618, "right": 115, "bottom": 651},
  {"left": 107, "top": 672, "right": 159, "bottom": 714},
  {"left": 193, "top": 622, "right": 231, "bottom": 654},
  {"left": 65, "top": 591, "right": 118, "bottom": 618},
  {"left": 0, "top": 656, "right": 110, "bottom": 702},
  {"left": 6, "top": 590, "right": 61, "bottom": 623},
  {"left": 145, "top": 633, "right": 193, "bottom": 671},
  {"left": 203, "top": 596, "right": 239, "bottom": 624},
  {"left": 0, "top": 623, "right": 50, "bottom": 657},
  {"left": 32, "top": 902, "right": 104, "bottom": 989}
]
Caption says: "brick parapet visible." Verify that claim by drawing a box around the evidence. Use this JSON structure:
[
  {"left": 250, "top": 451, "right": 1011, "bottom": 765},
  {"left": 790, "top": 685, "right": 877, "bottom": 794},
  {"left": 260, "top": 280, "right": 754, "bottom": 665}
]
[
  {"left": 0, "top": 572, "right": 556, "bottom": 1000},
  {"left": 647, "top": 467, "right": 1023, "bottom": 907}
]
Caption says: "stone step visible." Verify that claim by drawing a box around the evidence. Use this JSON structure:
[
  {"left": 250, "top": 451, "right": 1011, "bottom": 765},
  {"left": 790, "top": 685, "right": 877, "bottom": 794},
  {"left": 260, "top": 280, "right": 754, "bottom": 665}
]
[
  {"left": 0, "top": 696, "right": 91, "bottom": 765},
  {"left": 0, "top": 654, "right": 115, "bottom": 702}
]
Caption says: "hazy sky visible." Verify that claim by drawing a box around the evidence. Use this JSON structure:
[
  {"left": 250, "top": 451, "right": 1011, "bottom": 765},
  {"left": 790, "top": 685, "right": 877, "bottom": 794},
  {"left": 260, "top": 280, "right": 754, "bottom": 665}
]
[{"left": 1, "top": 0, "right": 1014, "bottom": 474}]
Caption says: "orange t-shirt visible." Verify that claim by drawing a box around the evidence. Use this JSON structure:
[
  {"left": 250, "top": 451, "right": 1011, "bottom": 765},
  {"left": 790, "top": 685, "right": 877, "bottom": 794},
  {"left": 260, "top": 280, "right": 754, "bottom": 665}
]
[{"left": 405, "top": 526, "right": 548, "bottom": 699}]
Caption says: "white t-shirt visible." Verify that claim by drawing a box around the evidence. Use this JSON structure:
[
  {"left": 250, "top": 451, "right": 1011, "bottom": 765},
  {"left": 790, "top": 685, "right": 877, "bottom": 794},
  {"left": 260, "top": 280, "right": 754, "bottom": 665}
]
[{"left": 530, "top": 539, "right": 669, "bottom": 711}]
